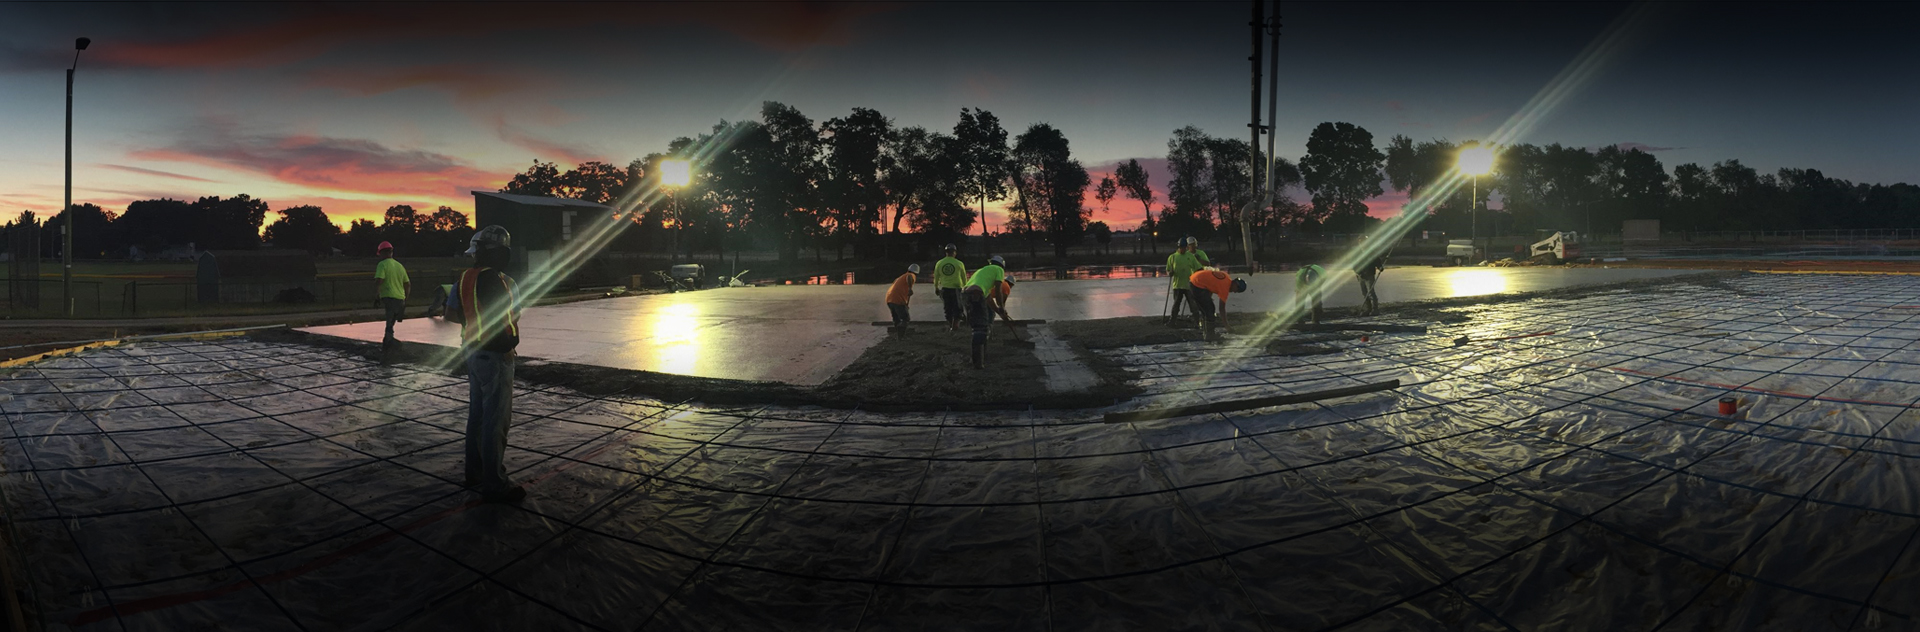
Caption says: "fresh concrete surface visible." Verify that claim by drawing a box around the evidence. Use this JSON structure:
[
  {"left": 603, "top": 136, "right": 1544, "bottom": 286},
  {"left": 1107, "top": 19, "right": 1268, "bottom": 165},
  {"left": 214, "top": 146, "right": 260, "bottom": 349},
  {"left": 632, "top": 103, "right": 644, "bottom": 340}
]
[{"left": 300, "top": 266, "right": 1699, "bottom": 385}]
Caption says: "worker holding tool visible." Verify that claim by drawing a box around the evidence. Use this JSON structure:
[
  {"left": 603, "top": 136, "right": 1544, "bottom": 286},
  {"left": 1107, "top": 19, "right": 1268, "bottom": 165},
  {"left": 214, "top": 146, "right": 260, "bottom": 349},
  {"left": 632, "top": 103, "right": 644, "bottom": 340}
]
[
  {"left": 885, "top": 264, "right": 919, "bottom": 332},
  {"left": 1295, "top": 264, "right": 1326, "bottom": 325},
  {"left": 933, "top": 244, "right": 967, "bottom": 331},
  {"left": 445, "top": 225, "right": 525, "bottom": 504},
  {"left": 1189, "top": 269, "right": 1248, "bottom": 342},
  {"left": 1356, "top": 238, "right": 1387, "bottom": 316},
  {"left": 963, "top": 255, "right": 1009, "bottom": 369},
  {"left": 1164, "top": 239, "right": 1205, "bottom": 323},
  {"left": 989, "top": 278, "right": 1021, "bottom": 338},
  {"left": 373, "top": 241, "right": 410, "bottom": 350}
]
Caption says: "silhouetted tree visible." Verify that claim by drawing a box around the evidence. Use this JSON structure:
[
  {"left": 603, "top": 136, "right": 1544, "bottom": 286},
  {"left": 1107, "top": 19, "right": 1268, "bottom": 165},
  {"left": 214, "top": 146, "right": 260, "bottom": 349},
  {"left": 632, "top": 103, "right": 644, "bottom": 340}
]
[
  {"left": 1088, "top": 220, "right": 1111, "bottom": 254},
  {"left": 821, "top": 107, "right": 895, "bottom": 254},
  {"left": 340, "top": 219, "right": 383, "bottom": 257},
  {"left": 264, "top": 205, "right": 339, "bottom": 254},
  {"left": 1010, "top": 123, "right": 1091, "bottom": 258},
  {"left": 46, "top": 203, "right": 115, "bottom": 258},
  {"left": 1300, "top": 122, "right": 1385, "bottom": 228},
  {"left": 502, "top": 160, "right": 564, "bottom": 197},
  {"left": 1114, "top": 159, "right": 1158, "bottom": 252},
  {"left": 115, "top": 199, "right": 195, "bottom": 252},
  {"left": 954, "top": 108, "right": 1011, "bottom": 239},
  {"left": 191, "top": 195, "right": 269, "bottom": 250}
]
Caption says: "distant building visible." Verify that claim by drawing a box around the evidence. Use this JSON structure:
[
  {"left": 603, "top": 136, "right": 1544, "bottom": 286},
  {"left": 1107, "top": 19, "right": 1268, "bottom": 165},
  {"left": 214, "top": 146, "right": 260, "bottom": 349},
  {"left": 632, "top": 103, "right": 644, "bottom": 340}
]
[{"left": 472, "top": 191, "right": 615, "bottom": 280}]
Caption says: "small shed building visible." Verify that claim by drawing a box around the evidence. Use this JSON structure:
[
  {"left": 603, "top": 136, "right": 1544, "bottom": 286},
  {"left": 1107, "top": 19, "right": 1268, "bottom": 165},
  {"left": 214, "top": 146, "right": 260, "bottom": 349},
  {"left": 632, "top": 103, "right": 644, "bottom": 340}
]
[
  {"left": 196, "top": 250, "right": 318, "bottom": 304},
  {"left": 472, "top": 191, "right": 614, "bottom": 281}
]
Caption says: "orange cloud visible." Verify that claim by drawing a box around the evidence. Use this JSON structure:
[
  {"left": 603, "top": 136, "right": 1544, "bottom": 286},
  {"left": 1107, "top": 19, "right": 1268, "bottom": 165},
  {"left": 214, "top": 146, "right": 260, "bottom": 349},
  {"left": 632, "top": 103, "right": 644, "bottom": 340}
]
[
  {"left": 129, "top": 122, "right": 503, "bottom": 200},
  {"left": 493, "top": 117, "right": 604, "bottom": 166}
]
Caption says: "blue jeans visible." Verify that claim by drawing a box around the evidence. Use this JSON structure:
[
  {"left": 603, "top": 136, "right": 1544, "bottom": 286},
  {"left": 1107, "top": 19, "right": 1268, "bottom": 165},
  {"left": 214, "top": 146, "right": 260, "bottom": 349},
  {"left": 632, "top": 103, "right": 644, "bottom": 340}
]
[{"left": 465, "top": 350, "right": 515, "bottom": 493}]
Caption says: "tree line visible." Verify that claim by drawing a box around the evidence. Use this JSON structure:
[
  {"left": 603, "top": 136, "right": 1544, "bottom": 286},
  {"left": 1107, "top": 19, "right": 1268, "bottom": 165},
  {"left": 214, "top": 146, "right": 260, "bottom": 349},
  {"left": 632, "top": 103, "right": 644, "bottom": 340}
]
[
  {"left": 1386, "top": 137, "right": 1920, "bottom": 236},
  {"left": 1, "top": 197, "right": 476, "bottom": 259}
]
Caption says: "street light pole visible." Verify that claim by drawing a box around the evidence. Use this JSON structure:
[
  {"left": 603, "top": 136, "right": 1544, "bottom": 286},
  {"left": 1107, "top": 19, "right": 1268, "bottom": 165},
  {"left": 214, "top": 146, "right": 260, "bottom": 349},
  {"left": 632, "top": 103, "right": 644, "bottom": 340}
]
[
  {"left": 64, "top": 37, "right": 89, "bottom": 317},
  {"left": 1471, "top": 174, "right": 1478, "bottom": 264}
]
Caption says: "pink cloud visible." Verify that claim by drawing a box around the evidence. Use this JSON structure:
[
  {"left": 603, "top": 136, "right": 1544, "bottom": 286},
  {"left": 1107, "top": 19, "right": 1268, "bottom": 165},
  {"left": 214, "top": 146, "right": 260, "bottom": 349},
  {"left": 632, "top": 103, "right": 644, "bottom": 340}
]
[
  {"left": 305, "top": 64, "right": 542, "bottom": 101},
  {"left": 129, "top": 121, "right": 503, "bottom": 200},
  {"left": 493, "top": 118, "right": 605, "bottom": 166},
  {"left": 96, "top": 163, "right": 220, "bottom": 183}
]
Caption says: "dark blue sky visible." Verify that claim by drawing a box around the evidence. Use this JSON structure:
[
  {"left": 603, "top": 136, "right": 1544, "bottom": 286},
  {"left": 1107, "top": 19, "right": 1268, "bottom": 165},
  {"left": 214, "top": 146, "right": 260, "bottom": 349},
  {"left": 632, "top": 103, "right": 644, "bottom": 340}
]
[{"left": 2, "top": 1, "right": 1915, "bottom": 225}]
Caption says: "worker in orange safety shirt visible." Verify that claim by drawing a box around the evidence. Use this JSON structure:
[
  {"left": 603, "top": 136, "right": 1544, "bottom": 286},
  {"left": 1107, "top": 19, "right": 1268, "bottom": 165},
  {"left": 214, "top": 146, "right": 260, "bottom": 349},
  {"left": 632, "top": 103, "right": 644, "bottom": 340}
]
[
  {"left": 884, "top": 264, "right": 919, "bottom": 332},
  {"left": 1188, "top": 268, "right": 1249, "bottom": 342}
]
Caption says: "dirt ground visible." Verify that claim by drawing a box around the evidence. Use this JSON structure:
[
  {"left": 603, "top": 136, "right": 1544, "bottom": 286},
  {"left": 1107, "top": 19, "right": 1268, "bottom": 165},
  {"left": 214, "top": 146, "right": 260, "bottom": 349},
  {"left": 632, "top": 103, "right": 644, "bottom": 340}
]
[{"left": 812, "top": 324, "right": 1138, "bottom": 410}]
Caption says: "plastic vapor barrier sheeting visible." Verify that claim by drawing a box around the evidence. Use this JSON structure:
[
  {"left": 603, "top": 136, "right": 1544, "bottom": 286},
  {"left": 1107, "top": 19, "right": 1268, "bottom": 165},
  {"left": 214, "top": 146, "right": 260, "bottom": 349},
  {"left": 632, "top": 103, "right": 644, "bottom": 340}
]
[{"left": 1, "top": 272, "right": 1917, "bottom": 631}]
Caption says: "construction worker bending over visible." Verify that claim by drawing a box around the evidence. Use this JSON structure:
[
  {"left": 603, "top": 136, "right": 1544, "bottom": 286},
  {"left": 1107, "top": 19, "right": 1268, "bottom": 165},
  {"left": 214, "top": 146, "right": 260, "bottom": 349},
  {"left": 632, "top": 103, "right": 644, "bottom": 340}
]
[
  {"left": 933, "top": 244, "right": 967, "bottom": 331},
  {"left": 1165, "top": 240, "right": 1204, "bottom": 323},
  {"left": 1189, "top": 269, "right": 1248, "bottom": 342},
  {"left": 963, "top": 255, "right": 1008, "bottom": 369},
  {"left": 446, "top": 225, "right": 526, "bottom": 504},
  {"left": 1295, "top": 264, "right": 1326, "bottom": 325},
  {"left": 886, "top": 264, "right": 919, "bottom": 331},
  {"left": 1356, "top": 247, "right": 1386, "bottom": 316}
]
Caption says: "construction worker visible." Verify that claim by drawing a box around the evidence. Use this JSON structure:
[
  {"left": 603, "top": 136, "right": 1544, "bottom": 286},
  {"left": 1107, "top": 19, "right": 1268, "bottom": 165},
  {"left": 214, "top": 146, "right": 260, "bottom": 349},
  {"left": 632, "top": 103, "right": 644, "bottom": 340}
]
[
  {"left": 373, "top": 241, "right": 410, "bottom": 349},
  {"left": 445, "top": 225, "right": 525, "bottom": 504},
  {"left": 886, "top": 264, "right": 919, "bottom": 331},
  {"left": 1296, "top": 264, "right": 1326, "bottom": 325},
  {"left": 963, "top": 255, "right": 1008, "bottom": 368},
  {"left": 1188, "top": 268, "right": 1249, "bottom": 341},
  {"left": 988, "top": 278, "right": 1021, "bottom": 337},
  {"left": 1355, "top": 239, "right": 1387, "bottom": 316},
  {"left": 1186, "top": 236, "right": 1211, "bottom": 266},
  {"left": 1165, "top": 239, "right": 1204, "bottom": 323},
  {"left": 933, "top": 244, "right": 967, "bottom": 331}
]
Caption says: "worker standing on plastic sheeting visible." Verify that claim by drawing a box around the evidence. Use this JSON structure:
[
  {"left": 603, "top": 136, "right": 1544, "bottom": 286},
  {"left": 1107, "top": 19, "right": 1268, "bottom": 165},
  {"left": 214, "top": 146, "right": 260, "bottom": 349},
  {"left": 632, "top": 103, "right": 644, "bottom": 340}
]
[
  {"left": 1164, "top": 241, "right": 1204, "bottom": 323},
  {"left": 886, "top": 264, "right": 919, "bottom": 332},
  {"left": 933, "top": 244, "right": 968, "bottom": 332},
  {"left": 1355, "top": 243, "right": 1387, "bottom": 316},
  {"left": 373, "top": 241, "right": 410, "bottom": 349},
  {"left": 445, "top": 225, "right": 526, "bottom": 505},
  {"left": 1296, "top": 264, "right": 1326, "bottom": 325},
  {"left": 963, "top": 255, "right": 1008, "bottom": 369},
  {"left": 1188, "top": 269, "right": 1248, "bottom": 342}
]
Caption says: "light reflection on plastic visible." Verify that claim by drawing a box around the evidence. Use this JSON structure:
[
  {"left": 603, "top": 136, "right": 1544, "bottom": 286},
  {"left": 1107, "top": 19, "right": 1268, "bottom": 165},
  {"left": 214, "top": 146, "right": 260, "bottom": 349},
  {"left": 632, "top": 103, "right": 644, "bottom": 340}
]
[
  {"left": 652, "top": 302, "right": 702, "bottom": 374},
  {"left": 1447, "top": 270, "right": 1508, "bottom": 297}
]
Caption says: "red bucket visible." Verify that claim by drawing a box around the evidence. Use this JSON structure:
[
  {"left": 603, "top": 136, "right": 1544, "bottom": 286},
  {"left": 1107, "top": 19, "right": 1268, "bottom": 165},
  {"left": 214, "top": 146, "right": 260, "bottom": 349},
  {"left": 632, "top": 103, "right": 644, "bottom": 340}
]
[{"left": 1718, "top": 397, "right": 1737, "bottom": 416}]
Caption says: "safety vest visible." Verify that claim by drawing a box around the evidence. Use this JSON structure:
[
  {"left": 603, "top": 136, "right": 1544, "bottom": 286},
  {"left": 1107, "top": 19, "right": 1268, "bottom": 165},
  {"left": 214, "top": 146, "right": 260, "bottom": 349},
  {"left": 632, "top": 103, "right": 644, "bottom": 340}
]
[{"left": 458, "top": 267, "right": 519, "bottom": 345}]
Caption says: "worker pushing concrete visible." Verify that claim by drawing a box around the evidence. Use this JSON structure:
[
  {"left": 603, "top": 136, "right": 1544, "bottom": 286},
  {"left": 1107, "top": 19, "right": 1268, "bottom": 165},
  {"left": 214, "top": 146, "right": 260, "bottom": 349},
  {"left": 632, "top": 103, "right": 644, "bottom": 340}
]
[
  {"left": 1355, "top": 239, "right": 1387, "bottom": 316},
  {"left": 933, "top": 244, "right": 967, "bottom": 331},
  {"left": 373, "top": 241, "right": 410, "bottom": 350},
  {"left": 1296, "top": 264, "right": 1326, "bottom": 324},
  {"left": 1165, "top": 239, "right": 1205, "bottom": 323},
  {"left": 963, "top": 255, "right": 1009, "bottom": 369},
  {"left": 885, "top": 264, "right": 919, "bottom": 332},
  {"left": 1188, "top": 268, "right": 1249, "bottom": 342},
  {"left": 445, "top": 225, "right": 525, "bottom": 504}
]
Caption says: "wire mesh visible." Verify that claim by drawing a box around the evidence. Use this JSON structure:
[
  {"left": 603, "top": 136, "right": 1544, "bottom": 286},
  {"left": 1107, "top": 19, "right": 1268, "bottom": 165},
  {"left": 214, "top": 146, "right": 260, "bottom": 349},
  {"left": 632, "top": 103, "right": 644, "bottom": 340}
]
[{"left": 0, "top": 272, "right": 1916, "bottom": 630}]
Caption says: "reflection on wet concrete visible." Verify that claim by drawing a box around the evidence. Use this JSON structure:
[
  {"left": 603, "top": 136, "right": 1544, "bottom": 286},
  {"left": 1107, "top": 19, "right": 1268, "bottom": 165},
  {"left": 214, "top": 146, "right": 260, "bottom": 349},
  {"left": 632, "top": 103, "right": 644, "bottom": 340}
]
[{"left": 301, "top": 267, "right": 1698, "bottom": 385}]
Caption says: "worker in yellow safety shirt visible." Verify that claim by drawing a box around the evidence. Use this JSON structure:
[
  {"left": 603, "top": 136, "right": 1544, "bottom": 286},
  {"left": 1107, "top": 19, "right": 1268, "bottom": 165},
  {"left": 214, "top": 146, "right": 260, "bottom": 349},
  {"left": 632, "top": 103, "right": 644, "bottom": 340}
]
[
  {"left": 932, "top": 244, "right": 967, "bottom": 331},
  {"left": 963, "top": 255, "right": 1009, "bottom": 369},
  {"left": 1165, "top": 240, "right": 1205, "bottom": 323},
  {"left": 1189, "top": 269, "right": 1248, "bottom": 342},
  {"left": 885, "top": 264, "right": 919, "bottom": 331},
  {"left": 1184, "top": 236, "right": 1210, "bottom": 266},
  {"left": 444, "top": 225, "right": 525, "bottom": 505}
]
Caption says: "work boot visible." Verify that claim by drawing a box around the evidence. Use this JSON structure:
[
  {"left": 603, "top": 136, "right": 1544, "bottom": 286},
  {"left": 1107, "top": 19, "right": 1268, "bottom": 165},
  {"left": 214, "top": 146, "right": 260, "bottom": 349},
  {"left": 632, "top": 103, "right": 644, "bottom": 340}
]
[
  {"left": 971, "top": 345, "right": 985, "bottom": 369},
  {"left": 482, "top": 484, "right": 526, "bottom": 504}
]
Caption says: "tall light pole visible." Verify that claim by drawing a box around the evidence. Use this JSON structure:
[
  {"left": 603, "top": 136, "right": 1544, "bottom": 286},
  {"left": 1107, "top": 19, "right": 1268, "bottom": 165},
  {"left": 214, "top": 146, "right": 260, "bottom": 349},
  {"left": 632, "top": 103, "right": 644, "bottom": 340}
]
[
  {"left": 659, "top": 159, "right": 691, "bottom": 263},
  {"left": 64, "top": 36, "right": 90, "bottom": 317},
  {"left": 1458, "top": 146, "right": 1495, "bottom": 264}
]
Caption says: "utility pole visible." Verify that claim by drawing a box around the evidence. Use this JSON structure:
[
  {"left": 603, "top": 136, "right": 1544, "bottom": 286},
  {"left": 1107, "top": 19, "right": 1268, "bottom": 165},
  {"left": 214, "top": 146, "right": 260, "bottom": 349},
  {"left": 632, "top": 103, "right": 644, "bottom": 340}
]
[
  {"left": 1262, "top": 0, "right": 1280, "bottom": 258},
  {"left": 1244, "top": 0, "right": 1263, "bottom": 271},
  {"left": 64, "top": 37, "right": 90, "bottom": 317}
]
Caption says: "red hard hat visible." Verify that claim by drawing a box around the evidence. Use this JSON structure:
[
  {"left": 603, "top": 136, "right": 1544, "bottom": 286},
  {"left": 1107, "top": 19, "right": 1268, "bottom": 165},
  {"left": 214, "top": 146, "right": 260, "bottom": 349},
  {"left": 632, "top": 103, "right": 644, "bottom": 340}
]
[{"left": 376, "top": 241, "right": 393, "bottom": 253}]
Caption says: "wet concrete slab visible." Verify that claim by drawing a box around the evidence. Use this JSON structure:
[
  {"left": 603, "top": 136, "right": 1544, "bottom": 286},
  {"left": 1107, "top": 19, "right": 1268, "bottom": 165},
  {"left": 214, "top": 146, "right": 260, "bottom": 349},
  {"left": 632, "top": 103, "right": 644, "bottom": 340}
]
[{"left": 300, "top": 267, "right": 1697, "bottom": 385}]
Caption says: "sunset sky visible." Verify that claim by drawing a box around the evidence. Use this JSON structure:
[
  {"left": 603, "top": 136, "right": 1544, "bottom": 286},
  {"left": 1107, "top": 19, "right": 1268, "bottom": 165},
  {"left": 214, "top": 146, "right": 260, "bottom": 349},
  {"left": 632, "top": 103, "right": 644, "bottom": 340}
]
[{"left": 3, "top": 1, "right": 1917, "bottom": 231}]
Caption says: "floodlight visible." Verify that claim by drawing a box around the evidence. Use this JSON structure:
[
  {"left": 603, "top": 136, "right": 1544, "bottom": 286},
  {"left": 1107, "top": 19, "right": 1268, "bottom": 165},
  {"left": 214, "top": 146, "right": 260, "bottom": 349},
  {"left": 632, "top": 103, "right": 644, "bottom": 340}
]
[
  {"left": 1458, "top": 146, "right": 1495, "bottom": 176},
  {"left": 660, "top": 159, "right": 692, "bottom": 187}
]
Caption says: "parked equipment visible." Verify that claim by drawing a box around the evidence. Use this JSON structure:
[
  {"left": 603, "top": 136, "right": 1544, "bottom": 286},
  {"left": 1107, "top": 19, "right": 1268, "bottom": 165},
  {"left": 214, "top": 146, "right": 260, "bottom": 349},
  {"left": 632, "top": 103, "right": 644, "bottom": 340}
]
[
  {"left": 1528, "top": 231, "right": 1581, "bottom": 264},
  {"left": 1446, "top": 239, "right": 1478, "bottom": 266}
]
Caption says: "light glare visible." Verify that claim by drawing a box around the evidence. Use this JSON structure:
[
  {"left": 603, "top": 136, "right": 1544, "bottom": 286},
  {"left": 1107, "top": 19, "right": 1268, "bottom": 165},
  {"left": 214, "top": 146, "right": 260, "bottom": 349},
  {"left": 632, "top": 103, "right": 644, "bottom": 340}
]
[
  {"left": 1458, "top": 146, "right": 1495, "bottom": 176},
  {"left": 660, "top": 160, "right": 692, "bottom": 187}
]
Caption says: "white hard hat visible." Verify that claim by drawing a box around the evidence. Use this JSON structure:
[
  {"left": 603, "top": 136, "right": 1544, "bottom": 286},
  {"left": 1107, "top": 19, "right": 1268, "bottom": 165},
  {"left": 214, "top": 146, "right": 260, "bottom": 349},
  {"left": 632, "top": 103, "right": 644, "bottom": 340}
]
[
  {"left": 908, "top": 264, "right": 921, "bottom": 274},
  {"left": 465, "top": 225, "right": 511, "bottom": 255}
]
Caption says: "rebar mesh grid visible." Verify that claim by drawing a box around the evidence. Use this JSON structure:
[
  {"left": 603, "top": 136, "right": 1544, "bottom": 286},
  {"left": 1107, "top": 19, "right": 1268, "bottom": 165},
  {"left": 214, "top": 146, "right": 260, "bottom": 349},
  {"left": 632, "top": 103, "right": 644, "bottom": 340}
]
[{"left": 1, "top": 272, "right": 1916, "bottom": 631}]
